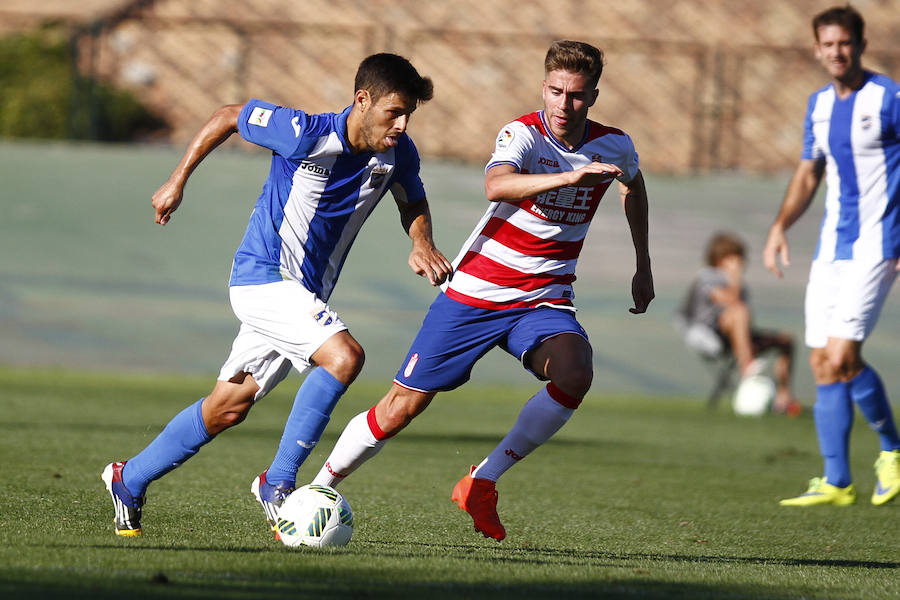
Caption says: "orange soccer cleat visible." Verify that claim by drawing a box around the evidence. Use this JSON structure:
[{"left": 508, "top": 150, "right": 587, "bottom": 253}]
[{"left": 451, "top": 465, "right": 506, "bottom": 541}]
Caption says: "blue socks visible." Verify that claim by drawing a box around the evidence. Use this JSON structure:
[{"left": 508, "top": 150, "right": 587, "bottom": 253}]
[
  {"left": 265, "top": 367, "right": 347, "bottom": 486},
  {"left": 814, "top": 381, "right": 854, "bottom": 488},
  {"left": 122, "top": 398, "right": 213, "bottom": 496},
  {"left": 812, "top": 366, "right": 900, "bottom": 488},
  {"left": 849, "top": 366, "right": 900, "bottom": 452}
]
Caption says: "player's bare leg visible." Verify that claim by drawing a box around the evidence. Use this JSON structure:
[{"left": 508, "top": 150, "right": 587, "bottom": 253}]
[{"left": 203, "top": 372, "right": 261, "bottom": 433}]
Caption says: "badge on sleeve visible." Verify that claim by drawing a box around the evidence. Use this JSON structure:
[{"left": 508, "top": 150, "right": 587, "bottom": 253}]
[
  {"left": 248, "top": 107, "right": 273, "bottom": 127},
  {"left": 496, "top": 128, "right": 514, "bottom": 150}
]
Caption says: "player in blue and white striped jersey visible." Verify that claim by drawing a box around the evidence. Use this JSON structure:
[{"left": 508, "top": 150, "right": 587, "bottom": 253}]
[
  {"left": 764, "top": 5, "right": 900, "bottom": 507},
  {"left": 102, "top": 53, "right": 452, "bottom": 537}
]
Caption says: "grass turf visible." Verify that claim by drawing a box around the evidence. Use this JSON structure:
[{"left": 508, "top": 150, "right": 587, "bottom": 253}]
[{"left": 0, "top": 367, "right": 897, "bottom": 599}]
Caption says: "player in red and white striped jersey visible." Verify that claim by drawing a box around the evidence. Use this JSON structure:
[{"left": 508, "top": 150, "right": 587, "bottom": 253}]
[
  {"left": 310, "top": 41, "right": 654, "bottom": 540},
  {"left": 446, "top": 108, "right": 639, "bottom": 310}
]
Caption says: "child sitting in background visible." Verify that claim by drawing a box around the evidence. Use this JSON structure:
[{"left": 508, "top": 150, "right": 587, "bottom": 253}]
[{"left": 679, "top": 232, "right": 801, "bottom": 415}]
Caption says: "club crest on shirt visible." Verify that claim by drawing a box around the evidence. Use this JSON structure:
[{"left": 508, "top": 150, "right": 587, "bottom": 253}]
[
  {"left": 860, "top": 114, "right": 873, "bottom": 130},
  {"left": 370, "top": 166, "right": 389, "bottom": 188},
  {"left": 496, "top": 128, "right": 515, "bottom": 150},
  {"left": 312, "top": 308, "right": 336, "bottom": 327}
]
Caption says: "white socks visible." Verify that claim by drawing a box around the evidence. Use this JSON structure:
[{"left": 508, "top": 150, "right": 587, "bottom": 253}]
[
  {"left": 472, "top": 385, "right": 574, "bottom": 481},
  {"left": 312, "top": 408, "right": 388, "bottom": 488},
  {"left": 312, "top": 385, "right": 577, "bottom": 488}
]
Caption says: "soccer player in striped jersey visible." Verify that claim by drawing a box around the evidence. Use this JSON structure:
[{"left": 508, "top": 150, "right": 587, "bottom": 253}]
[
  {"left": 101, "top": 53, "right": 453, "bottom": 536},
  {"left": 764, "top": 5, "right": 900, "bottom": 507},
  {"left": 311, "top": 40, "right": 654, "bottom": 540}
]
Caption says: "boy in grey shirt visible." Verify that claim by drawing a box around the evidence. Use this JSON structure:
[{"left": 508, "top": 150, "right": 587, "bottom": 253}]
[{"left": 679, "top": 232, "right": 799, "bottom": 414}]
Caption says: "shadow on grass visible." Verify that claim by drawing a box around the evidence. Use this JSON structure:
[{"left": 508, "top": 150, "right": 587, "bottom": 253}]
[
  {"left": 6, "top": 537, "right": 893, "bottom": 600},
  {"left": 43, "top": 535, "right": 900, "bottom": 571},
  {"left": 0, "top": 420, "right": 624, "bottom": 451},
  {"left": 361, "top": 539, "right": 900, "bottom": 570}
]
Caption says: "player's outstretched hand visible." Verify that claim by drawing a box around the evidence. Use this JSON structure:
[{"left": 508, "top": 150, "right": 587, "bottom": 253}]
[
  {"left": 762, "top": 225, "right": 790, "bottom": 278},
  {"left": 151, "top": 179, "right": 184, "bottom": 226},
  {"left": 570, "top": 161, "right": 623, "bottom": 187},
  {"left": 629, "top": 269, "right": 654, "bottom": 314},
  {"left": 409, "top": 244, "right": 453, "bottom": 286}
]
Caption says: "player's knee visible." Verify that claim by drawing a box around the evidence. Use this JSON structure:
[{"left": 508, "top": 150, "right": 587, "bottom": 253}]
[
  {"left": 809, "top": 350, "right": 831, "bottom": 381},
  {"left": 825, "top": 349, "right": 862, "bottom": 381},
  {"left": 377, "top": 389, "right": 432, "bottom": 434},
  {"left": 323, "top": 341, "right": 366, "bottom": 384},
  {"left": 552, "top": 363, "right": 593, "bottom": 401}
]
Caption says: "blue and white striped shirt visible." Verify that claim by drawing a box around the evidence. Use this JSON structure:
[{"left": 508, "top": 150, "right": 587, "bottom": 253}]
[
  {"left": 231, "top": 100, "right": 425, "bottom": 300},
  {"left": 803, "top": 71, "right": 900, "bottom": 262}
]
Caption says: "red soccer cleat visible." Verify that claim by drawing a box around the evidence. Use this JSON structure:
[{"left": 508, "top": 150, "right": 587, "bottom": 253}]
[{"left": 451, "top": 465, "right": 506, "bottom": 541}]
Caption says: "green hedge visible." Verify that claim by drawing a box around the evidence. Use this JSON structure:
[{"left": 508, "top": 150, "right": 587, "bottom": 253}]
[{"left": 0, "top": 27, "right": 165, "bottom": 141}]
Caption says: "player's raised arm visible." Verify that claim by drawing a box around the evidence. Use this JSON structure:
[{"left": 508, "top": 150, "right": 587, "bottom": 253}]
[
  {"left": 484, "top": 161, "right": 623, "bottom": 203},
  {"left": 763, "top": 158, "right": 825, "bottom": 278},
  {"left": 151, "top": 104, "right": 242, "bottom": 225},
  {"left": 395, "top": 197, "right": 453, "bottom": 286},
  {"left": 619, "top": 169, "right": 654, "bottom": 314}
]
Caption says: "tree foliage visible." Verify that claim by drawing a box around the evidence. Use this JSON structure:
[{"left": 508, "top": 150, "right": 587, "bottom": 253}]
[{"left": 0, "top": 27, "right": 165, "bottom": 141}]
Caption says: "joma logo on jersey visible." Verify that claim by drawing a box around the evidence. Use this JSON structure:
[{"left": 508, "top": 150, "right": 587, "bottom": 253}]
[
  {"left": 300, "top": 161, "right": 331, "bottom": 177},
  {"left": 538, "top": 156, "right": 560, "bottom": 168}
]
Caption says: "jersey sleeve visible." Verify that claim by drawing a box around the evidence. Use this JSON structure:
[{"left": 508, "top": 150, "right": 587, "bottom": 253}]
[
  {"left": 890, "top": 84, "right": 900, "bottom": 140},
  {"left": 237, "top": 99, "right": 311, "bottom": 159},
  {"left": 485, "top": 121, "right": 533, "bottom": 172},
  {"left": 616, "top": 133, "right": 640, "bottom": 183},
  {"left": 389, "top": 135, "right": 426, "bottom": 204},
  {"left": 801, "top": 94, "right": 821, "bottom": 160}
]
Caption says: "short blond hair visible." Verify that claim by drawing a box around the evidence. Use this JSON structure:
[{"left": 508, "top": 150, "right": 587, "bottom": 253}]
[{"left": 544, "top": 40, "right": 604, "bottom": 88}]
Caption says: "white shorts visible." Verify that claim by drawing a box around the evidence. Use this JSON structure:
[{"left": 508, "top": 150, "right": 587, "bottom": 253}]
[
  {"left": 218, "top": 281, "right": 348, "bottom": 400},
  {"left": 804, "top": 257, "right": 897, "bottom": 348}
]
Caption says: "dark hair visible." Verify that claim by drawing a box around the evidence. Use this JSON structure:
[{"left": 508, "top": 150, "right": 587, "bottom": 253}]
[
  {"left": 354, "top": 53, "right": 433, "bottom": 105},
  {"left": 705, "top": 232, "right": 745, "bottom": 267},
  {"left": 544, "top": 40, "right": 604, "bottom": 88},
  {"left": 812, "top": 4, "right": 865, "bottom": 43}
]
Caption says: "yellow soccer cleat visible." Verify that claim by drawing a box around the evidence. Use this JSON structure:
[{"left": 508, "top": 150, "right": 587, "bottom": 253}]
[
  {"left": 872, "top": 450, "right": 900, "bottom": 506},
  {"left": 779, "top": 477, "right": 856, "bottom": 506}
]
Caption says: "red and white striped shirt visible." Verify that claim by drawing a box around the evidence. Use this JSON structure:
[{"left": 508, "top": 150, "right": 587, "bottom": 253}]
[{"left": 443, "top": 110, "right": 639, "bottom": 310}]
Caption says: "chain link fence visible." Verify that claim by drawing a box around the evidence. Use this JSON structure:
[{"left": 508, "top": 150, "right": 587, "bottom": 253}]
[{"left": 2, "top": 0, "right": 900, "bottom": 173}]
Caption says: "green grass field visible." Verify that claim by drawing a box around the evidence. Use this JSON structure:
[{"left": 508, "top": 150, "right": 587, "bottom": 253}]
[{"left": 1, "top": 367, "right": 897, "bottom": 599}]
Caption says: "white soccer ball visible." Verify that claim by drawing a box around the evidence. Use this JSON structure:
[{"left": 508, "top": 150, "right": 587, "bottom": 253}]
[
  {"left": 732, "top": 374, "right": 776, "bottom": 416},
  {"left": 275, "top": 484, "right": 353, "bottom": 548}
]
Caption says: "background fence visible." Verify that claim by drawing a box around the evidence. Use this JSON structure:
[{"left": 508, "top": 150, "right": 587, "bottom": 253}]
[{"left": 2, "top": 0, "right": 900, "bottom": 173}]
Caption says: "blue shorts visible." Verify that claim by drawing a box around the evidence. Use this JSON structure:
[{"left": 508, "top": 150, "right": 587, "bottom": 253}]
[{"left": 394, "top": 292, "right": 589, "bottom": 392}]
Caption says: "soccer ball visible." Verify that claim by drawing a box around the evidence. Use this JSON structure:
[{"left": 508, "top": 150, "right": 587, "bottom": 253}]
[
  {"left": 275, "top": 484, "right": 353, "bottom": 548},
  {"left": 732, "top": 374, "right": 776, "bottom": 416}
]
